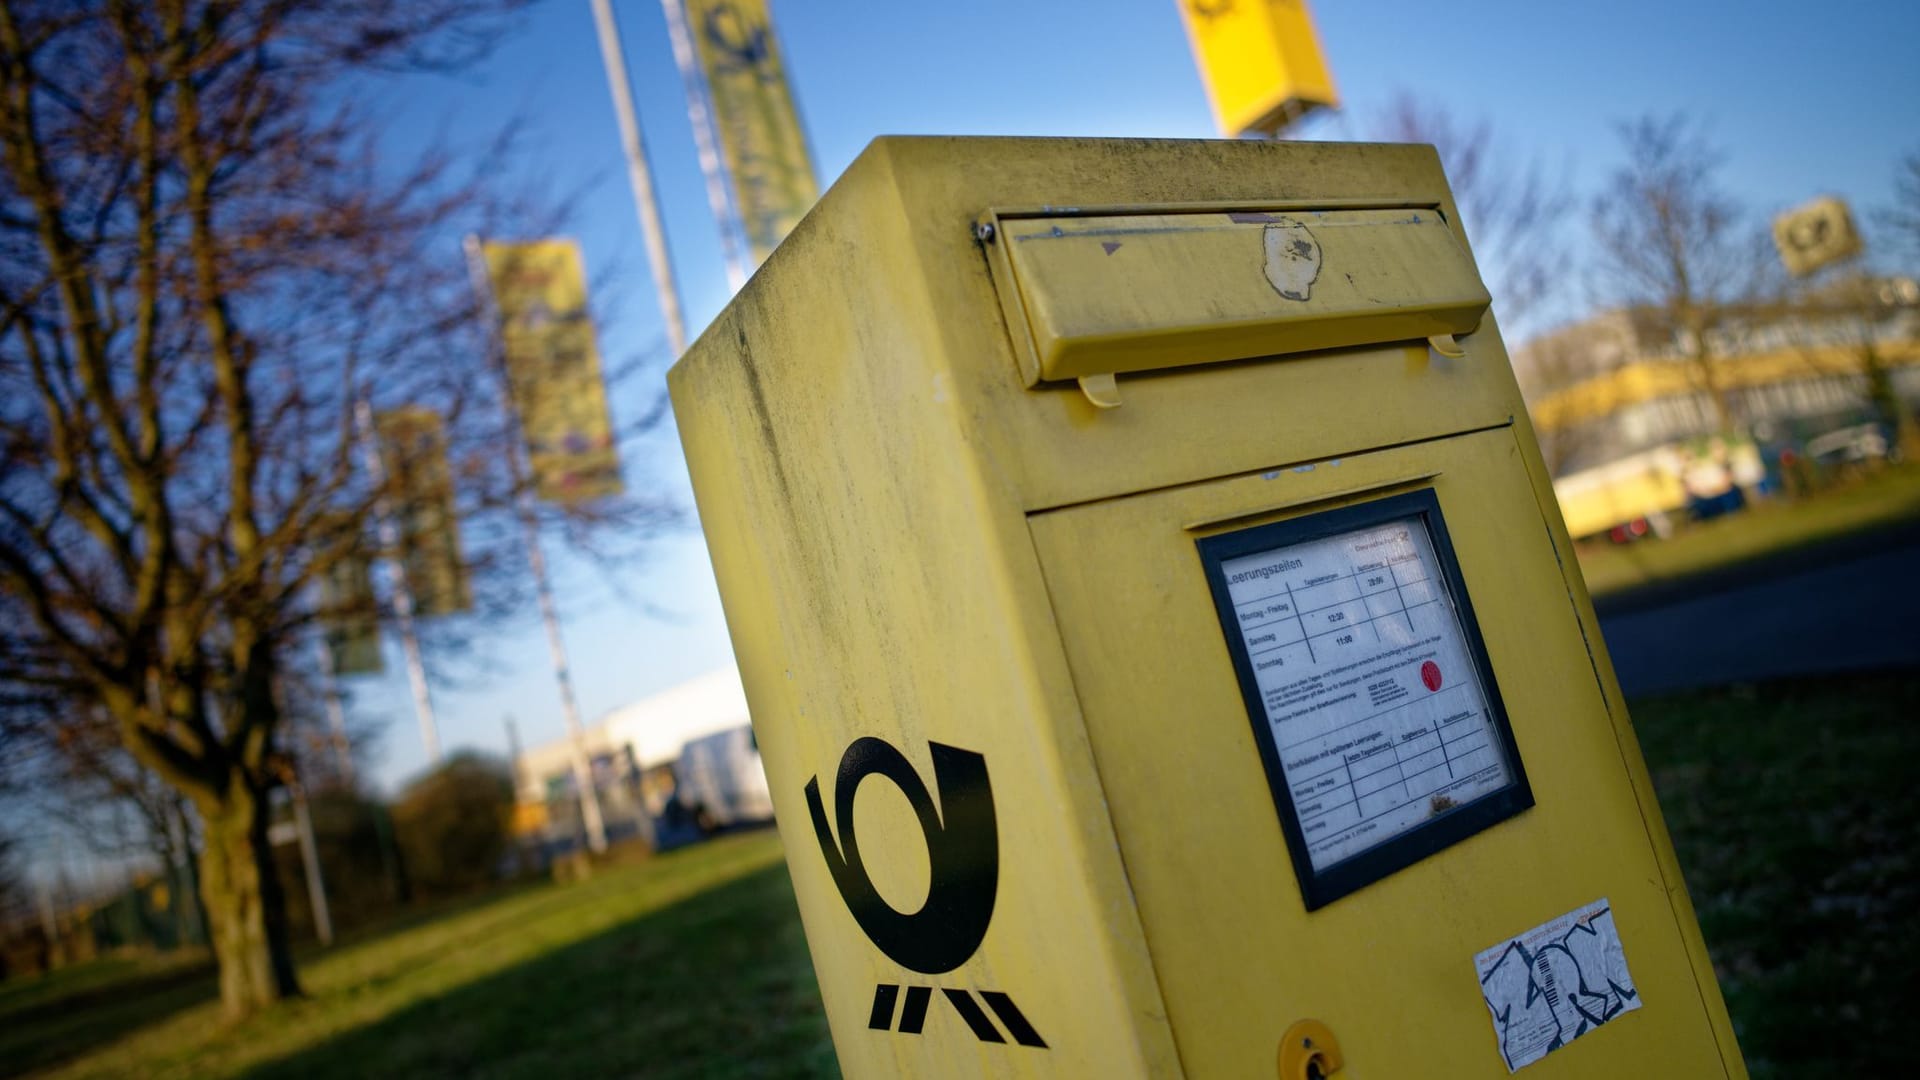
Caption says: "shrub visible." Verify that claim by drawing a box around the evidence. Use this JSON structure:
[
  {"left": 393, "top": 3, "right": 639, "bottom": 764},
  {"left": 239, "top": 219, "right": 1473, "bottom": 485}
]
[{"left": 391, "top": 753, "right": 514, "bottom": 898}]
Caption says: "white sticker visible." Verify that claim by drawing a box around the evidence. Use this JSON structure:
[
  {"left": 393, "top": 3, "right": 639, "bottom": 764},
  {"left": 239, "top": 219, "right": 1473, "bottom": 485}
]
[
  {"left": 1218, "top": 515, "right": 1513, "bottom": 870},
  {"left": 1475, "top": 899, "right": 1642, "bottom": 1072}
]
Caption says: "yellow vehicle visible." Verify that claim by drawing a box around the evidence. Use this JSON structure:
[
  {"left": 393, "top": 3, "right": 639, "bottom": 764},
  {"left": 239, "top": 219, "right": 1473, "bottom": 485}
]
[{"left": 1552, "top": 447, "right": 1690, "bottom": 542}]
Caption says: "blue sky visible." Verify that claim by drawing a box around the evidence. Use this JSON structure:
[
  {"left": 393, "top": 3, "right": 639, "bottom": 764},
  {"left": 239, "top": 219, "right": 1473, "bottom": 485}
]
[{"left": 348, "top": 0, "right": 1920, "bottom": 791}]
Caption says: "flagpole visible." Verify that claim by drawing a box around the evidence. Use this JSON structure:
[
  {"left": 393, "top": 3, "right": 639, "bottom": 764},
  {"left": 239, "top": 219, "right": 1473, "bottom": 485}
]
[
  {"left": 355, "top": 398, "right": 442, "bottom": 764},
  {"left": 266, "top": 672, "right": 335, "bottom": 946},
  {"left": 659, "top": 0, "right": 753, "bottom": 291},
  {"left": 517, "top": 493, "right": 607, "bottom": 856},
  {"left": 289, "top": 775, "right": 334, "bottom": 946},
  {"left": 589, "top": 0, "right": 690, "bottom": 355},
  {"left": 462, "top": 236, "right": 609, "bottom": 856}
]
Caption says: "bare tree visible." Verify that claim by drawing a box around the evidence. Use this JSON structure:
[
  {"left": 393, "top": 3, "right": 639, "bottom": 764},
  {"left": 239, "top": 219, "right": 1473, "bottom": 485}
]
[
  {"left": 1371, "top": 92, "right": 1574, "bottom": 343},
  {"left": 1867, "top": 154, "right": 1920, "bottom": 453},
  {"left": 1589, "top": 115, "right": 1766, "bottom": 436},
  {"left": 1880, "top": 148, "right": 1920, "bottom": 267},
  {"left": 17, "top": 701, "right": 215, "bottom": 928},
  {"left": 1770, "top": 271, "right": 1920, "bottom": 460},
  {"left": 0, "top": 0, "right": 672, "bottom": 1017}
]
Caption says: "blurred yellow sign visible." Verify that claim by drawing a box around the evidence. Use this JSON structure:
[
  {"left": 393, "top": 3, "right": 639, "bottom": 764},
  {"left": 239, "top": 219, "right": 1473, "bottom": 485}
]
[
  {"left": 1177, "top": 0, "right": 1339, "bottom": 137},
  {"left": 510, "top": 800, "right": 550, "bottom": 837},
  {"left": 1773, "top": 196, "right": 1863, "bottom": 277},
  {"left": 684, "top": 0, "right": 818, "bottom": 264},
  {"left": 480, "top": 240, "right": 624, "bottom": 504},
  {"left": 376, "top": 408, "right": 473, "bottom": 617}
]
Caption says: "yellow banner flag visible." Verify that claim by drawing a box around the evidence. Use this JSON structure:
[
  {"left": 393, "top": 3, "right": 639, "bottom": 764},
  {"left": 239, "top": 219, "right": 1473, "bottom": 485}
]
[
  {"left": 320, "top": 550, "right": 383, "bottom": 676},
  {"left": 375, "top": 408, "right": 473, "bottom": 617},
  {"left": 684, "top": 0, "right": 818, "bottom": 264},
  {"left": 480, "top": 240, "right": 624, "bottom": 504}
]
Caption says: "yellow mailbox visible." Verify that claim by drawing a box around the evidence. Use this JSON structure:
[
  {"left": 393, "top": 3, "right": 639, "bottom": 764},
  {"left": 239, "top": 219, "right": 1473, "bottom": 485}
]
[{"left": 670, "top": 138, "right": 1745, "bottom": 1078}]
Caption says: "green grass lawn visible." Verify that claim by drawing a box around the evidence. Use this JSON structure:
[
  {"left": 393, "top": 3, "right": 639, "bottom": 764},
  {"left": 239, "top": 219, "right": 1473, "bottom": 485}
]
[
  {"left": 1575, "top": 465, "right": 1920, "bottom": 598},
  {"left": 8, "top": 675, "right": 1916, "bottom": 1079},
  {"left": 4, "top": 830, "right": 835, "bottom": 1080},
  {"left": 0, "top": 951, "right": 217, "bottom": 1077},
  {"left": 1631, "top": 673, "right": 1920, "bottom": 1080}
]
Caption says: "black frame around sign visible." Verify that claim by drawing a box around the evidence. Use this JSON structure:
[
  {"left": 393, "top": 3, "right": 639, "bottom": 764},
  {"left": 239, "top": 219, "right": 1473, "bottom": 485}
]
[{"left": 1195, "top": 488, "right": 1533, "bottom": 911}]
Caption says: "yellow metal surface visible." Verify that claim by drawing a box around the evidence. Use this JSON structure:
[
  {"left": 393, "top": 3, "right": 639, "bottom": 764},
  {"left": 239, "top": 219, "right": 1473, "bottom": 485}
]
[
  {"left": 999, "top": 208, "right": 1488, "bottom": 385},
  {"left": 1176, "top": 0, "right": 1340, "bottom": 136},
  {"left": 669, "top": 137, "right": 1743, "bottom": 1078},
  {"left": 1029, "top": 429, "right": 1729, "bottom": 1076}
]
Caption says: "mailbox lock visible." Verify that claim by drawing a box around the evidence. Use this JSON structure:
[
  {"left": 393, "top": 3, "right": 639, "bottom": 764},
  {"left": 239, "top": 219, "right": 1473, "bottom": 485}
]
[{"left": 1278, "top": 1019, "right": 1346, "bottom": 1080}]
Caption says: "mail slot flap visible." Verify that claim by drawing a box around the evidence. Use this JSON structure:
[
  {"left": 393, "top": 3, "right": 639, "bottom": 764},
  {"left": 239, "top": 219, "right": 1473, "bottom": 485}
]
[{"left": 1000, "top": 208, "right": 1491, "bottom": 384}]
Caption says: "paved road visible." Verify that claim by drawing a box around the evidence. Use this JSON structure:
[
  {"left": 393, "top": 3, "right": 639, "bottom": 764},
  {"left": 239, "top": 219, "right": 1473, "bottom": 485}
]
[{"left": 1594, "top": 522, "right": 1920, "bottom": 698}]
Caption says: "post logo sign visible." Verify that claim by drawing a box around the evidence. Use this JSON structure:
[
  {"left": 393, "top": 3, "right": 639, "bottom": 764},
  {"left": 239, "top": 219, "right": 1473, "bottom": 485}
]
[
  {"left": 805, "top": 738, "right": 1047, "bottom": 1048},
  {"left": 1771, "top": 195, "right": 1863, "bottom": 278}
]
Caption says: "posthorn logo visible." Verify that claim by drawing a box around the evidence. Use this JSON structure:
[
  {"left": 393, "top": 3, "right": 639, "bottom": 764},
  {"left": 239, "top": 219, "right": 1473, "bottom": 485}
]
[{"left": 805, "top": 738, "right": 1046, "bottom": 1048}]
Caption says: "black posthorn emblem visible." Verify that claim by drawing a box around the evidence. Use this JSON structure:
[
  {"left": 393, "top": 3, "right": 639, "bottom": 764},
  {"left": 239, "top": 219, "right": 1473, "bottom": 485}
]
[
  {"left": 806, "top": 738, "right": 1044, "bottom": 1048},
  {"left": 805, "top": 737, "right": 997, "bottom": 973}
]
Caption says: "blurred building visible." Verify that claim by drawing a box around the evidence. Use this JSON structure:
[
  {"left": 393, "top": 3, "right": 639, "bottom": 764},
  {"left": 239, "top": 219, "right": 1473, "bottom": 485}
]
[
  {"left": 1513, "top": 278, "right": 1920, "bottom": 538},
  {"left": 1519, "top": 278, "right": 1920, "bottom": 473},
  {"left": 511, "top": 667, "right": 751, "bottom": 853}
]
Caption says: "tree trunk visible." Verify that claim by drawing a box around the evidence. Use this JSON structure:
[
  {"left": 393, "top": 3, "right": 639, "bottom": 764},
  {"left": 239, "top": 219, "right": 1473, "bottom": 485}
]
[
  {"left": 1688, "top": 332, "right": 1737, "bottom": 438},
  {"left": 196, "top": 778, "right": 300, "bottom": 1019},
  {"left": 1861, "top": 340, "right": 1920, "bottom": 462},
  {"left": 172, "top": 798, "right": 211, "bottom": 947}
]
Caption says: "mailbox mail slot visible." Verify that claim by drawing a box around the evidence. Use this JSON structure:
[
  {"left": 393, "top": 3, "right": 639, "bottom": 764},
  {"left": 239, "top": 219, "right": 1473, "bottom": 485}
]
[
  {"left": 670, "top": 137, "right": 1745, "bottom": 1079},
  {"left": 999, "top": 208, "right": 1491, "bottom": 387}
]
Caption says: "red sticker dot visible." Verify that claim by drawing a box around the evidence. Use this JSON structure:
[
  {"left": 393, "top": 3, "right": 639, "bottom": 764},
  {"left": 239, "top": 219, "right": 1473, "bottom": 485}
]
[{"left": 1421, "top": 660, "right": 1442, "bottom": 692}]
